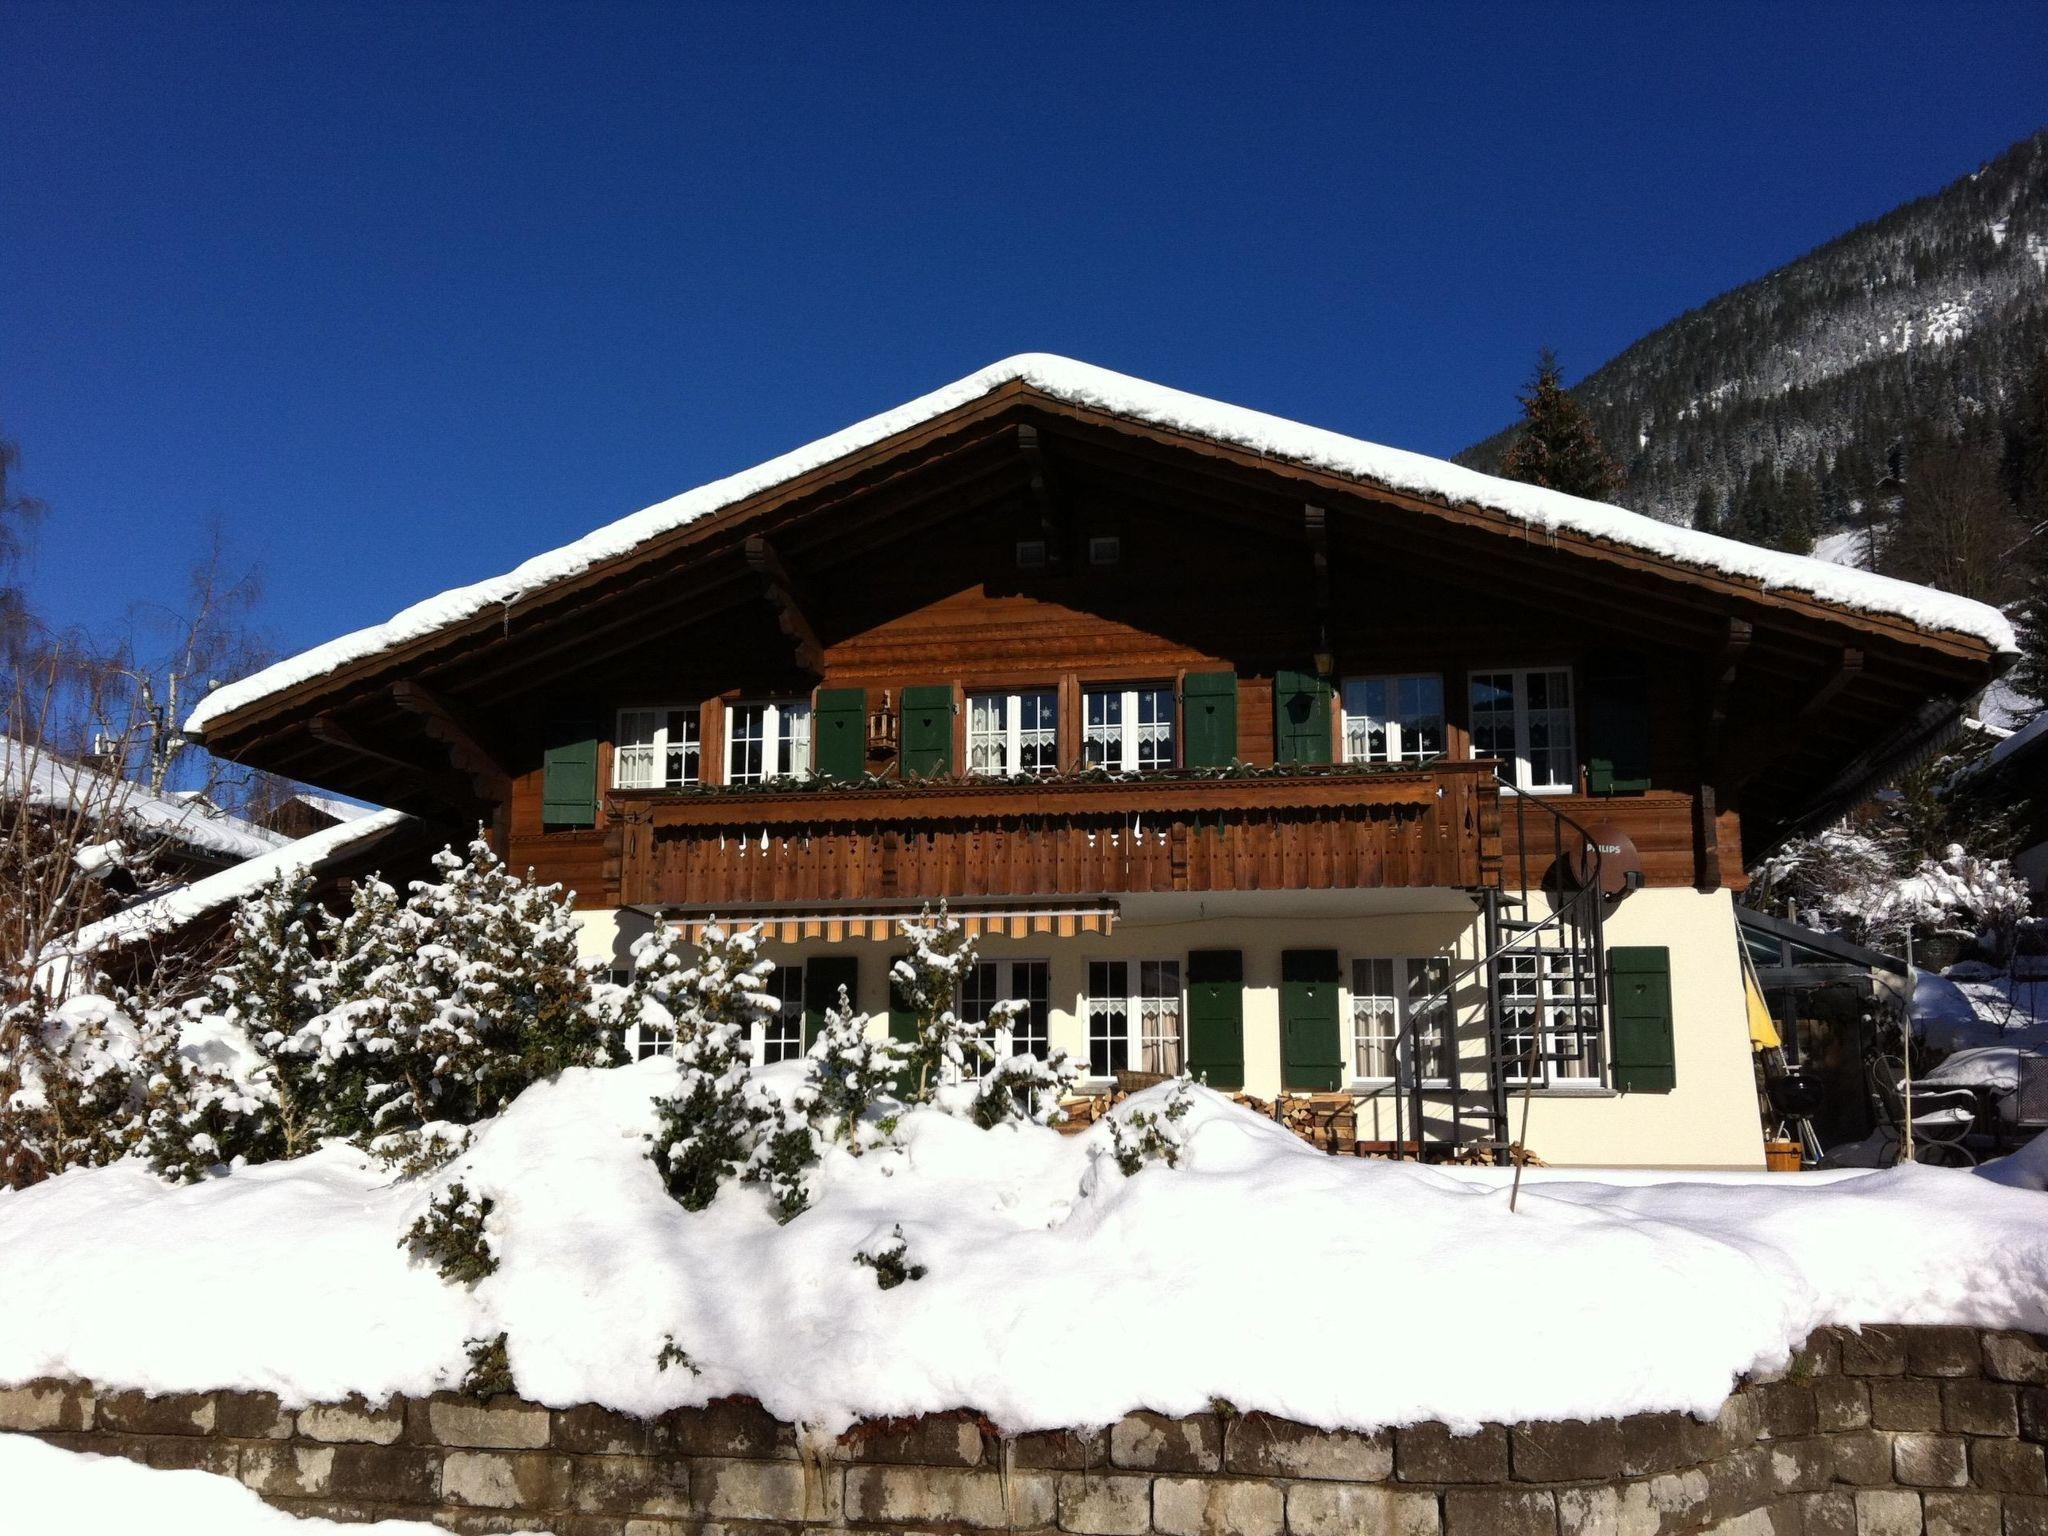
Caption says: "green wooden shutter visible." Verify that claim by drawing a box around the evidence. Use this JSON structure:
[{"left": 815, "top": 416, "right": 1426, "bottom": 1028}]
[
  {"left": 813, "top": 688, "right": 868, "bottom": 783},
  {"left": 1280, "top": 948, "right": 1343, "bottom": 1090},
  {"left": 1186, "top": 949, "right": 1245, "bottom": 1090},
  {"left": 900, "top": 686, "right": 954, "bottom": 778},
  {"left": 541, "top": 724, "right": 600, "bottom": 827},
  {"left": 887, "top": 953, "right": 919, "bottom": 1097},
  {"left": 1274, "top": 669, "right": 1333, "bottom": 765},
  {"left": 1586, "top": 669, "right": 1652, "bottom": 794},
  {"left": 1183, "top": 672, "right": 1239, "bottom": 768},
  {"left": 803, "top": 955, "right": 859, "bottom": 1050},
  {"left": 1608, "top": 945, "right": 1675, "bottom": 1093}
]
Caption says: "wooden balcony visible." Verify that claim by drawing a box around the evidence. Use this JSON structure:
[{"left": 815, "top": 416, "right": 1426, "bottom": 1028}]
[{"left": 611, "top": 762, "right": 1502, "bottom": 909}]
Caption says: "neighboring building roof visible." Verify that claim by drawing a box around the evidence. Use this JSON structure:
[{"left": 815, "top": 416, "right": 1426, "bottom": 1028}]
[
  {"left": 185, "top": 354, "right": 2017, "bottom": 738},
  {"left": 47, "top": 807, "right": 418, "bottom": 966},
  {"left": 0, "top": 733, "right": 289, "bottom": 867},
  {"left": 291, "top": 791, "right": 378, "bottom": 823},
  {"left": 1985, "top": 712, "right": 2048, "bottom": 774}
]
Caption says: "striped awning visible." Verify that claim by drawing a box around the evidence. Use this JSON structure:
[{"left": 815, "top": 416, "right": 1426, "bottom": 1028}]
[{"left": 660, "top": 903, "right": 1119, "bottom": 946}]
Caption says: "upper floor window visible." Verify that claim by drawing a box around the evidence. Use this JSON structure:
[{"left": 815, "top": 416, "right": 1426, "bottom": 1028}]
[
  {"left": 1084, "top": 685, "right": 1174, "bottom": 773},
  {"left": 726, "top": 699, "right": 812, "bottom": 785},
  {"left": 615, "top": 707, "right": 700, "bottom": 789},
  {"left": 967, "top": 691, "right": 1059, "bottom": 776},
  {"left": 1341, "top": 675, "right": 1444, "bottom": 767},
  {"left": 1469, "top": 668, "right": 1574, "bottom": 792}
]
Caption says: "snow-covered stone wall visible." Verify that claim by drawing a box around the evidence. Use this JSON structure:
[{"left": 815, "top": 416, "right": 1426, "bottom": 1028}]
[{"left": 4, "top": 1326, "right": 2044, "bottom": 1536}]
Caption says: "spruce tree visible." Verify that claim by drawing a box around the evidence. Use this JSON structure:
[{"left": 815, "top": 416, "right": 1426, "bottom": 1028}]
[
  {"left": 889, "top": 905, "right": 1004, "bottom": 1102},
  {"left": 1498, "top": 349, "right": 1624, "bottom": 503},
  {"left": 205, "top": 870, "right": 327, "bottom": 1157},
  {"left": 2012, "top": 575, "right": 2048, "bottom": 720}
]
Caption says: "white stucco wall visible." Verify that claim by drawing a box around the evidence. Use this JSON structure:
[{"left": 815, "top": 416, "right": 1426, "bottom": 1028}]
[{"left": 572, "top": 884, "right": 1765, "bottom": 1170}]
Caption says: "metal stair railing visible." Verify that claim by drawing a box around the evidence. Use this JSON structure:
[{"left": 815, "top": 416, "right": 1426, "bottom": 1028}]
[{"left": 1381, "top": 767, "right": 1608, "bottom": 1171}]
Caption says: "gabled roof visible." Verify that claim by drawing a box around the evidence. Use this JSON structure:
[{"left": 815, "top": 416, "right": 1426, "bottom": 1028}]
[{"left": 186, "top": 354, "right": 2015, "bottom": 739}]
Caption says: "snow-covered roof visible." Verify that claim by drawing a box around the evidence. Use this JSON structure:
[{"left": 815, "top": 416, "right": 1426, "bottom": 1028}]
[
  {"left": 1985, "top": 711, "right": 2048, "bottom": 772},
  {"left": 0, "top": 734, "right": 289, "bottom": 865},
  {"left": 185, "top": 354, "right": 2018, "bottom": 735},
  {"left": 290, "top": 790, "right": 379, "bottom": 823},
  {"left": 48, "top": 807, "right": 414, "bottom": 963}
]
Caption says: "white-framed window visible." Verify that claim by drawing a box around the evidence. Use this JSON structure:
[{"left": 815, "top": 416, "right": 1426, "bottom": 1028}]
[
  {"left": 1469, "top": 668, "right": 1575, "bottom": 792},
  {"left": 966, "top": 691, "right": 1060, "bottom": 776},
  {"left": 1083, "top": 685, "right": 1175, "bottom": 772},
  {"left": 1086, "top": 959, "right": 1182, "bottom": 1078},
  {"left": 1341, "top": 675, "right": 1445, "bottom": 767},
  {"left": 1499, "top": 951, "right": 1602, "bottom": 1086},
  {"left": 615, "top": 707, "right": 701, "bottom": 789},
  {"left": 1350, "top": 956, "right": 1451, "bottom": 1085},
  {"left": 960, "top": 958, "right": 1050, "bottom": 1076},
  {"left": 756, "top": 963, "right": 806, "bottom": 1066},
  {"left": 725, "top": 700, "right": 813, "bottom": 785}
]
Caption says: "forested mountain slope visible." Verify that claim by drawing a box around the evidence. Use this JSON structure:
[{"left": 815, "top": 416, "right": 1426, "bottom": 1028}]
[{"left": 1462, "top": 130, "right": 2048, "bottom": 527}]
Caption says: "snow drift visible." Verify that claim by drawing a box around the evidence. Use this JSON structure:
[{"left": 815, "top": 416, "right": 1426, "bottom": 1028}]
[{"left": 2, "top": 1065, "right": 2045, "bottom": 1437}]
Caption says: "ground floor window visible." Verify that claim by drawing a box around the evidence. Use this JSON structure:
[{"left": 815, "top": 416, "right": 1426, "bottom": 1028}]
[
  {"left": 960, "top": 958, "right": 1050, "bottom": 1076},
  {"left": 1499, "top": 951, "right": 1601, "bottom": 1085},
  {"left": 757, "top": 963, "right": 806, "bottom": 1065},
  {"left": 1350, "top": 956, "right": 1451, "bottom": 1084},
  {"left": 1087, "top": 959, "right": 1182, "bottom": 1077}
]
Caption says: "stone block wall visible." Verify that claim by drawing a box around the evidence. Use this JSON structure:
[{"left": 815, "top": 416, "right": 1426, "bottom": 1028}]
[{"left": 2, "top": 1326, "right": 2045, "bottom": 1535}]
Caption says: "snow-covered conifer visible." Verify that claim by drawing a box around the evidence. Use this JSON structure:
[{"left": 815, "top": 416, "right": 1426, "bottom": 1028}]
[
  {"left": 803, "top": 986, "right": 902, "bottom": 1146},
  {"left": 969, "top": 1047, "right": 1081, "bottom": 1129},
  {"left": 647, "top": 920, "right": 780, "bottom": 1211},
  {"left": 889, "top": 905, "right": 1000, "bottom": 1102}
]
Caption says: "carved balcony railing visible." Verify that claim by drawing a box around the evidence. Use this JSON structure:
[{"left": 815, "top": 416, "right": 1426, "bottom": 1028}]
[{"left": 611, "top": 762, "right": 1502, "bottom": 910}]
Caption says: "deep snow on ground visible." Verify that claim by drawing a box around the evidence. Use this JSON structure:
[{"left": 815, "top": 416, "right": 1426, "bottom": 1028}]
[
  {"left": 0, "top": 1434, "right": 489, "bottom": 1535},
  {"left": 2, "top": 1066, "right": 2045, "bottom": 1437}
]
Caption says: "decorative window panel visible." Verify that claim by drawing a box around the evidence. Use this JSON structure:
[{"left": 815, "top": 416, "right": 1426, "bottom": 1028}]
[
  {"left": 1349, "top": 955, "right": 1450, "bottom": 1084},
  {"left": 1340, "top": 675, "right": 1444, "bottom": 766},
  {"left": 1469, "top": 668, "right": 1575, "bottom": 792},
  {"left": 1499, "top": 950, "right": 1601, "bottom": 1085},
  {"left": 967, "top": 691, "right": 1059, "bottom": 776},
  {"left": 1083, "top": 685, "right": 1175, "bottom": 773},
  {"left": 1087, "top": 958, "right": 1183, "bottom": 1078},
  {"left": 615, "top": 707, "right": 701, "bottom": 789},
  {"left": 726, "top": 700, "right": 813, "bottom": 785}
]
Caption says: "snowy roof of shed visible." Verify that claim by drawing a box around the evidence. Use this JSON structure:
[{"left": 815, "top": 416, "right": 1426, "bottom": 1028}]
[
  {"left": 0, "top": 734, "right": 289, "bottom": 865},
  {"left": 185, "top": 354, "right": 2017, "bottom": 735}
]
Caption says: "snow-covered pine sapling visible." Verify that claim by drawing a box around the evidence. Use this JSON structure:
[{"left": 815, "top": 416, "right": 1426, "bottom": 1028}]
[
  {"left": 460, "top": 1332, "right": 514, "bottom": 1401},
  {"left": 371, "top": 1122, "right": 472, "bottom": 1179},
  {"left": 138, "top": 998, "right": 277, "bottom": 1183},
  {"left": 401, "top": 1181, "right": 498, "bottom": 1285},
  {"left": 655, "top": 1333, "right": 701, "bottom": 1375},
  {"left": 742, "top": 1082, "right": 817, "bottom": 1222},
  {"left": 1106, "top": 1076, "right": 1197, "bottom": 1176},
  {"left": 969, "top": 1045, "right": 1082, "bottom": 1129},
  {"left": 803, "top": 986, "right": 903, "bottom": 1147},
  {"left": 889, "top": 904, "right": 999, "bottom": 1102},
  {"left": 646, "top": 920, "right": 780, "bottom": 1211},
  {"left": 852, "top": 1223, "right": 927, "bottom": 1290},
  {"left": 3, "top": 990, "right": 150, "bottom": 1185},
  {"left": 202, "top": 869, "right": 327, "bottom": 1160}
]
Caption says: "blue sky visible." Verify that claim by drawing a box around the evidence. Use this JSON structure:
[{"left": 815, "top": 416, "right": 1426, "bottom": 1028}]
[{"left": 4, "top": 2, "right": 2045, "bottom": 677}]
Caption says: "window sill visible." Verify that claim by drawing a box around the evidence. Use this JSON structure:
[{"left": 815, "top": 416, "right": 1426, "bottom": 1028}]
[
  {"left": 1506, "top": 1082, "right": 1618, "bottom": 1098},
  {"left": 1347, "top": 1079, "right": 1455, "bottom": 1095}
]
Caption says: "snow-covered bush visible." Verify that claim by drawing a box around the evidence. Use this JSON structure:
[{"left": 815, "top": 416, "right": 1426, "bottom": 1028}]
[
  {"left": 401, "top": 1182, "right": 497, "bottom": 1285},
  {"left": 742, "top": 1088, "right": 818, "bottom": 1222},
  {"left": 138, "top": 999, "right": 278, "bottom": 1183},
  {"left": 0, "top": 990, "right": 149, "bottom": 1185},
  {"left": 646, "top": 921, "right": 781, "bottom": 1211},
  {"left": 803, "top": 986, "right": 903, "bottom": 1147},
  {"left": 1753, "top": 825, "right": 2033, "bottom": 956},
  {"left": 853, "top": 1222, "right": 926, "bottom": 1290},
  {"left": 1104, "top": 1076, "right": 1197, "bottom": 1176},
  {"left": 889, "top": 904, "right": 1009, "bottom": 1102},
  {"left": 969, "top": 1048, "right": 1082, "bottom": 1129}
]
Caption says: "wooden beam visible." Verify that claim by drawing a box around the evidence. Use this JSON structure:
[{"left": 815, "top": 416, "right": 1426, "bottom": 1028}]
[
  {"left": 1796, "top": 647, "right": 1865, "bottom": 723},
  {"left": 1706, "top": 618, "right": 1755, "bottom": 739},
  {"left": 390, "top": 681, "right": 511, "bottom": 804},
  {"left": 745, "top": 534, "right": 825, "bottom": 674},
  {"left": 309, "top": 714, "right": 473, "bottom": 811},
  {"left": 1304, "top": 503, "right": 1333, "bottom": 672},
  {"left": 1017, "top": 423, "right": 1068, "bottom": 566}
]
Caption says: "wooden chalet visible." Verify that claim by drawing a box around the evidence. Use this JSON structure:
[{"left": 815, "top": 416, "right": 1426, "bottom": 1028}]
[{"left": 183, "top": 357, "right": 2015, "bottom": 1167}]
